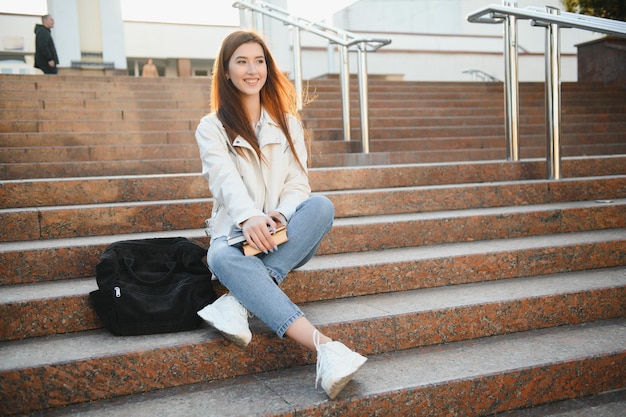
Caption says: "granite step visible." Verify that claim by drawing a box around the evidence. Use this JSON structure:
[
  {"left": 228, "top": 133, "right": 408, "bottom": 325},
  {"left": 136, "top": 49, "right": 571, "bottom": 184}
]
[
  {"left": 0, "top": 269, "right": 623, "bottom": 415},
  {"left": 1, "top": 144, "right": 199, "bottom": 164},
  {"left": 0, "top": 130, "right": 194, "bottom": 148},
  {"left": 494, "top": 389, "right": 625, "bottom": 417},
  {"left": 0, "top": 112, "right": 547, "bottom": 131},
  {"left": 0, "top": 84, "right": 496, "bottom": 99},
  {"left": 362, "top": 132, "right": 626, "bottom": 153},
  {"left": 1, "top": 76, "right": 619, "bottom": 98},
  {"left": 5, "top": 128, "right": 624, "bottom": 164},
  {"left": 0, "top": 75, "right": 611, "bottom": 91},
  {"left": 3, "top": 128, "right": 622, "bottom": 160},
  {"left": 0, "top": 83, "right": 199, "bottom": 93},
  {"left": 307, "top": 97, "right": 543, "bottom": 110},
  {"left": 0, "top": 74, "right": 210, "bottom": 88},
  {"left": 356, "top": 142, "right": 626, "bottom": 160},
  {"left": 301, "top": 104, "right": 626, "bottom": 118},
  {"left": 311, "top": 80, "right": 620, "bottom": 92},
  {"left": 303, "top": 106, "right": 506, "bottom": 118},
  {"left": 0, "top": 97, "right": 210, "bottom": 111},
  {"left": 318, "top": 132, "right": 626, "bottom": 152},
  {"left": 0, "top": 118, "right": 528, "bottom": 137},
  {"left": 510, "top": 144, "right": 626, "bottom": 162},
  {"left": 0, "top": 108, "right": 206, "bottom": 121},
  {"left": 2, "top": 174, "right": 624, "bottom": 242},
  {"left": 0, "top": 157, "right": 201, "bottom": 180},
  {"left": 0, "top": 88, "right": 209, "bottom": 101},
  {"left": 306, "top": 113, "right": 626, "bottom": 130},
  {"left": 0, "top": 119, "right": 196, "bottom": 134},
  {"left": 0, "top": 144, "right": 199, "bottom": 164},
  {"left": 5, "top": 97, "right": 620, "bottom": 115},
  {"left": 0, "top": 87, "right": 525, "bottom": 103},
  {"left": 5, "top": 144, "right": 626, "bottom": 179},
  {"left": 8, "top": 157, "right": 624, "bottom": 209},
  {"left": 0, "top": 87, "right": 624, "bottom": 109},
  {"left": 310, "top": 122, "right": 626, "bottom": 141},
  {"left": 314, "top": 79, "right": 623, "bottom": 93},
  {"left": 20, "top": 318, "right": 623, "bottom": 417},
  {"left": 0, "top": 117, "right": 541, "bottom": 136},
  {"left": 1, "top": 227, "right": 624, "bottom": 340},
  {"left": 3, "top": 156, "right": 625, "bottom": 201},
  {"left": 305, "top": 93, "right": 621, "bottom": 108},
  {"left": 2, "top": 113, "right": 623, "bottom": 140},
  {"left": 310, "top": 143, "right": 626, "bottom": 167},
  {"left": 305, "top": 90, "right": 622, "bottom": 104},
  {"left": 1, "top": 196, "right": 624, "bottom": 286}
]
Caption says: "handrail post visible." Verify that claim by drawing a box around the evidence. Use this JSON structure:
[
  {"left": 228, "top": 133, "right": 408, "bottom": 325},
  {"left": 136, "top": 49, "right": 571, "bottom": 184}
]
[
  {"left": 254, "top": 0, "right": 264, "bottom": 32},
  {"left": 292, "top": 25, "right": 303, "bottom": 111},
  {"left": 503, "top": 0, "right": 520, "bottom": 161},
  {"left": 466, "top": 2, "right": 626, "bottom": 179},
  {"left": 239, "top": 7, "right": 252, "bottom": 29},
  {"left": 327, "top": 42, "right": 334, "bottom": 74},
  {"left": 357, "top": 42, "right": 370, "bottom": 153},
  {"left": 340, "top": 36, "right": 351, "bottom": 142},
  {"left": 545, "top": 6, "right": 562, "bottom": 179}
]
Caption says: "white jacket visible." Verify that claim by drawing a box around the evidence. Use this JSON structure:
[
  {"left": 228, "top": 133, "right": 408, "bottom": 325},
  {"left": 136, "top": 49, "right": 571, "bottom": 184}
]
[{"left": 195, "top": 108, "right": 311, "bottom": 240}]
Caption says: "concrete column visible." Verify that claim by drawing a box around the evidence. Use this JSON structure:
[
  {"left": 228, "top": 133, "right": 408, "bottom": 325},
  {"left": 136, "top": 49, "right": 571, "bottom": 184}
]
[
  {"left": 177, "top": 59, "right": 192, "bottom": 77},
  {"left": 46, "top": 0, "right": 81, "bottom": 68},
  {"left": 46, "top": 0, "right": 126, "bottom": 70},
  {"left": 76, "top": 0, "right": 102, "bottom": 56},
  {"left": 99, "top": 0, "right": 127, "bottom": 70}
]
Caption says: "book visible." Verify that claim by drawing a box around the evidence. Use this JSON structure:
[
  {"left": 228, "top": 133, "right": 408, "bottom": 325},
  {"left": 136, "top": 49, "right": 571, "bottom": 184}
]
[{"left": 227, "top": 224, "right": 288, "bottom": 256}]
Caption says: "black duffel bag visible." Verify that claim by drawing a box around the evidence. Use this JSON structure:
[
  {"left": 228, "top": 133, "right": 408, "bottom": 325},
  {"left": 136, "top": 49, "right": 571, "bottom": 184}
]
[{"left": 90, "top": 237, "right": 217, "bottom": 336}]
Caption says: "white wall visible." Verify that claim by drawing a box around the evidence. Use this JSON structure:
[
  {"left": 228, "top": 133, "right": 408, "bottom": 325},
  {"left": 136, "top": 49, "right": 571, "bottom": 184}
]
[
  {"left": 296, "top": 29, "right": 587, "bottom": 81},
  {"left": 0, "top": 14, "right": 39, "bottom": 56},
  {"left": 123, "top": 22, "right": 235, "bottom": 59},
  {"left": 315, "top": 0, "right": 602, "bottom": 81}
]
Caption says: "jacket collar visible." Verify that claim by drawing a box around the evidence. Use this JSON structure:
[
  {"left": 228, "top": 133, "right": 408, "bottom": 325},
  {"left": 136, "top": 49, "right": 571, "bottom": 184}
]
[
  {"left": 260, "top": 107, "right": 280, "bottom": 128},
  {"left": 233, "top": 107, "right": 281, "bottom": 149}
]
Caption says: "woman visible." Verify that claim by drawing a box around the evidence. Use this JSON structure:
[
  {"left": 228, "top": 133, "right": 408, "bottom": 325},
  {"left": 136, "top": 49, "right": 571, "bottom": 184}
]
[{"left": 195, "top": 30, "right": 367, "bottom": 400}]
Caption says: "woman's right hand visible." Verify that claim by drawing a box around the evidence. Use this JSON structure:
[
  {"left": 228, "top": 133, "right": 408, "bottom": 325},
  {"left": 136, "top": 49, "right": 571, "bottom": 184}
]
[{"left": 241, "top": 215, "right": 278, "bottom": 253}]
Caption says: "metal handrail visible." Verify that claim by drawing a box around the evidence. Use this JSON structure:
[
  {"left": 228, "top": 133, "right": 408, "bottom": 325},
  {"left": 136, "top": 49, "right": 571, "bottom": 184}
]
[
  {"left": 462, "top": 69, "right": 501, "bottom": 82},
  {"left": 467, "top": 2, "right": 626, "bottom": 179},
  {"left": 233, "top": 0, "right": 391, "bottom": 153},
  {"left": 469, "top": 4, "right": 626, "bottom": 36}
]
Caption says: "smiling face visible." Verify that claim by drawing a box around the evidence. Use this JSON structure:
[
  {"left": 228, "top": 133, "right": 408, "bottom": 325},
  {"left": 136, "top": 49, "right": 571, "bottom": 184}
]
[{"left": 227, "top": 41, "right": 267, "bottom": 98}]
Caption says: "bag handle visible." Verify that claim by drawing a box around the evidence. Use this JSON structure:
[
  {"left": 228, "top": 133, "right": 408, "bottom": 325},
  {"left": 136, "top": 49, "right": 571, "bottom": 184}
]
[{"left": 122, "top": 257, "right": 178, "bottom": 286}]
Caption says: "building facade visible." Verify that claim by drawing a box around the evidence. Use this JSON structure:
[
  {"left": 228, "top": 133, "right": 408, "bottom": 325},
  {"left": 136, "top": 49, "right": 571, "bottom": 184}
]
[{"left": 0, "top": 0, "right": 601, "bottom": 81}]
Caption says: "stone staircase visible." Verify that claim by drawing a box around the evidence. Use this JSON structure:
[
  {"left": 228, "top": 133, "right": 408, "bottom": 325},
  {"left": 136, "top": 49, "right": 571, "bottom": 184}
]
[
  {"left": 2, "top": 75, "right": 626, "bottom": 178},
  {"left": 0, "top": 74, "right": 624, "bottom": 416}
]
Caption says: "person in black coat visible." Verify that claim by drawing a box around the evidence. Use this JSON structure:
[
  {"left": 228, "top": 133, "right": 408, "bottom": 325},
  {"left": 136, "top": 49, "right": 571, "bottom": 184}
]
[{"left": 34, "top": 15, "right": 59, "bottom": 74}]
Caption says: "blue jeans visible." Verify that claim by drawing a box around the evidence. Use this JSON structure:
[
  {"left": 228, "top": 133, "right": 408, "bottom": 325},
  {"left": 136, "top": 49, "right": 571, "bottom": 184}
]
[{"left": 207, "top": 194, "right": 334, "bottom": 337}]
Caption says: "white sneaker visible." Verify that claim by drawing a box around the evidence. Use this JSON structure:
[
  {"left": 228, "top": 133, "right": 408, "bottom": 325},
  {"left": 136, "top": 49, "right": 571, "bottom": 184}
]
[
  {"left": 314, "top": 330, "right": 367, "bottom": 399},
  {"left": 197, "top": 294, "right": 252, "bottom": 348}
]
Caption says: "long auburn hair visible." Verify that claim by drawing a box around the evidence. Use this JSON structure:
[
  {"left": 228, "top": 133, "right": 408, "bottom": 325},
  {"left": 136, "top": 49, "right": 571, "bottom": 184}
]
[{"left": 210, "top": 30, "right": 307, "bottom": 171}]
